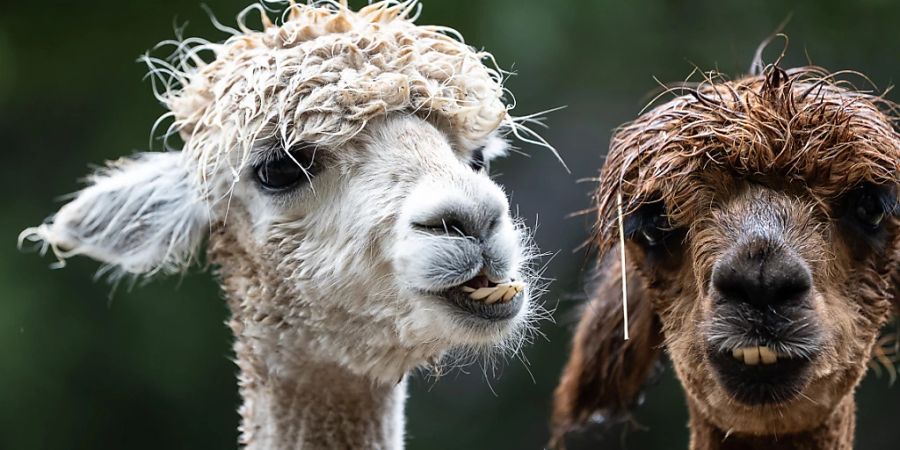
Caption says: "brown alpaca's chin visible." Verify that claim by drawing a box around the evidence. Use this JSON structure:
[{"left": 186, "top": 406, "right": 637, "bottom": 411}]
[
  {"left": 688, "top": 361, "right": 857, "bottom": 436},
  {"left": 706, "top": 346, "right": 814, "bottom": 405},
  {"left": 702, "top": 304, "right": 824, "bottom": 406}
]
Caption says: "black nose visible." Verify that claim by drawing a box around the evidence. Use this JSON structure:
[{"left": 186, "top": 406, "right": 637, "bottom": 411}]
[{"left": 711, "top": 240, "right": 812, "bottom": 308}]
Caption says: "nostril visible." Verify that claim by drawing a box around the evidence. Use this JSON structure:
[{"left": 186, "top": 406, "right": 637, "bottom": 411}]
[
  {"left": 773, "top": 275, "right": 811, "bottom": 304},
  {"left": 411, "top": 217, "right": 470, "bottom": 237},
  {"left": 410, "top": 199, "right": 508, "bottom": 240},
  {"left": 712, "top": 266, "right": 750, "bottom": 304}
]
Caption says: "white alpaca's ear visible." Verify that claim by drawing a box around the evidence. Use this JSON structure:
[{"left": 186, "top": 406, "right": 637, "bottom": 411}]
[{"left": 19, "top": 152, "right": 209, "bottom": 279}]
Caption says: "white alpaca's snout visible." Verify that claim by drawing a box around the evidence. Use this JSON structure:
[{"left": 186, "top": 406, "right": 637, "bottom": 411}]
[
  {"left": 392, "top": 171, "right": 530, "bottom": 338},
  {"left": 395, "top": 175, "right": 521, "bottom": 290}
]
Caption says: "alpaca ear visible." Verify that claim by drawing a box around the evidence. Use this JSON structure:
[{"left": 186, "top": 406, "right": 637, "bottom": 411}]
[
  {"left": 19, "top": 152, "right": 209, "bottom": 279},
  {"left": 550, "top": 252, "right": 663, "bottom": 448}
]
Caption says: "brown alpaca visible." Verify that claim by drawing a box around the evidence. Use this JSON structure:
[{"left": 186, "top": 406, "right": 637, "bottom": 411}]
[{"left": 551, "top": 63, "right": 900, "bottom": 449}]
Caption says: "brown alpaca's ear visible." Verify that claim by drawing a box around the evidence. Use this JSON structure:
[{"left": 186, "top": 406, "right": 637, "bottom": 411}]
[{"left": 550, "top": 253, "right": 663, "bottom": 448}]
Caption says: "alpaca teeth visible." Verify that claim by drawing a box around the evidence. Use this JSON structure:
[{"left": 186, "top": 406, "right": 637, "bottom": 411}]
[
  {"left": 758, "top": 346, "right": 778, "bottom": 364},
  {"left": 731, "top": 346, "right": 778, "bottom": 365},
  {"left": 505, "top": 282, "right": 525, "bottom": 300},
  {"left": 465, "top": 281, "right": 526, "bottom": 303},
  {"left": 485, "top": 288, "right": 506, "bottom": 304},
  {"left": 743, "top": 347, "right": 760, "bottom": 365},
  {"left": 470, "top": 287, "right": 495, "bottom": 300}
]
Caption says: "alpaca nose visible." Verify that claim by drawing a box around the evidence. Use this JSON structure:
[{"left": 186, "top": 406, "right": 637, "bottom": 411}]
[{"left": 711, "top": 240, "right": 812, "bottom": 308}]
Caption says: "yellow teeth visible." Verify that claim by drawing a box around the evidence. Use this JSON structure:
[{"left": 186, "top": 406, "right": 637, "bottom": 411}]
[
  {"left": 732, "top": 346, "right": 779, "bottom": 365},
  {"left": 469, "top": 287, "right": 496, "bottom": 300},
  {"left": 759, "top": 346, "right": 778, "bottom": 364},
  {"left": 485, "top": 288, "right": 506, "bottom": 304},
  {"left": 463, "top": 281, "right": 524, "bottom": 304}
]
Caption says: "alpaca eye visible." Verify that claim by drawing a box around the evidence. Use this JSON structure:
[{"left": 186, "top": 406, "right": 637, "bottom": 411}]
[
  {"left": 624, "top": 202, "right": 672, "bottom": 248},
  {"left": 255, "top": 143, "right": 318, "bottom": 192},
  {"left": 469, "top": 147, "right": 488, "bottom": 172},
  {"left": 856, "top": 199, "right": 884, "bottom": 229},
  {"left": 848, "top": 184, "right": 894, "bottom": 231},
  {"left": 640, "top": 212, "right": 669, "bottom": 247},
  {"left": 641, "top": 226, "right": 665, "bottom": 247}
]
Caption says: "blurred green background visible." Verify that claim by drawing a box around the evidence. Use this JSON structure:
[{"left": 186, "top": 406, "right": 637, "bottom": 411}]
[{"left": 1, "top": 0, "right": 898, "bottom": 449}]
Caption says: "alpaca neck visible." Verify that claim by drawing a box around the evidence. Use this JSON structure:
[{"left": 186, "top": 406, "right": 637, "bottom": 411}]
[
  {"left": 687, "top": 397, "right": 855, "bottom": 450},
  {"left": 232, "top": 336, "right": 407, "bottom": 450},
  {"left": 210, "top": 224, "right": 408, "bottom": 449}
]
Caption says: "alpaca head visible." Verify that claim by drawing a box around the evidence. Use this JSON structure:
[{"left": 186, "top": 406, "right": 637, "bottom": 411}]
[
  {"left": 553, "top": 65, "right": 900, "bottom": 440},
  {"left": 20, "top": 1, "right": 550, "bottom": 384}
]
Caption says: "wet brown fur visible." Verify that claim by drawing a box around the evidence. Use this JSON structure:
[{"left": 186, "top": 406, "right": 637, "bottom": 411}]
[
  {"left": 552, "top": 64, "right": 900, "bottom": 449},
  {"left": 551, "top": 254, "right": 663, "bottom": 446}
]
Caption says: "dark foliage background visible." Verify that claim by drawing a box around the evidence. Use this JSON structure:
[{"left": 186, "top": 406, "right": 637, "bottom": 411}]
[{"left": 1, "top": 1, "right": 898, "bottom": 449}]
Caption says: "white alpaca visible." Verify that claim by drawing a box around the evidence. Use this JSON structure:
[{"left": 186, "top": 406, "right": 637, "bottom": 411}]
[{"left": 20, "top": 1, "right": 557, "bottom": 449}]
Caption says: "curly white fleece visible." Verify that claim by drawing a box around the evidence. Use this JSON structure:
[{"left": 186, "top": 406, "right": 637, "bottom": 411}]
[{"left": 146, "top": 0, "right": 548, "bottom": 196}]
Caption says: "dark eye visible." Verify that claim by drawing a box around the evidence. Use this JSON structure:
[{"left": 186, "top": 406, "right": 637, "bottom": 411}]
[
  {"left": 856, "top": 197, "right": 885, "bottom": 229},
  {"left": 624, "top": 202, "right": 675, "bottom": 248},
  {"left": 469, "top": 147, "right": 488, "bottom": 172},
  {"left": 255, "top": 143, "right": 318, "bottom": 192},
  {"left": 640, "top": 215, "right": 668, "bottom": 246},
  {"left": 847, "top": 183, "right": 895, "bottom": 231}
]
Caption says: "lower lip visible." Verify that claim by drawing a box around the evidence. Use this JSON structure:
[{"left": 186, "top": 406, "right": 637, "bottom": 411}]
[
  {"left": 707, "top": 348, "right": 814, "bottom": 405},
  {"left": 437, "top": 288, "right": 525, "bottom": 322}
]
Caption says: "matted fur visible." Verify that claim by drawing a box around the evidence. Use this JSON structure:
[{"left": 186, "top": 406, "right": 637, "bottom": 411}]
[
  {"left": 553, "top": 63, "right": 900, "bottom": 449},
  {"left": 550, "top": 254, "right": 662, "bottom": 449},
  {"left": 146, "top": 0, "right": 553, "bottom": 204},
  {"left": 593, "top": 66, "right": 899, "bottom": 255}
]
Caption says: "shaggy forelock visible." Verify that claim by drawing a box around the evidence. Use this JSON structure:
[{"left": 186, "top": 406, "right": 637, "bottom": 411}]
[
  {"left": 144, "top": 0, "right": 549, "bottom": 200},
  {"left": 592, "top": 65, "right": 900, "bottom": 254}
]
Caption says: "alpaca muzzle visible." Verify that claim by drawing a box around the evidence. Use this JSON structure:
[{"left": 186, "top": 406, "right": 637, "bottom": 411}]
[
  {"left": 396, "top": 173, "right": 529, "bottom": 324},
  {"left": 704, "top": 235, "right": 824, "bottom": 405}
]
